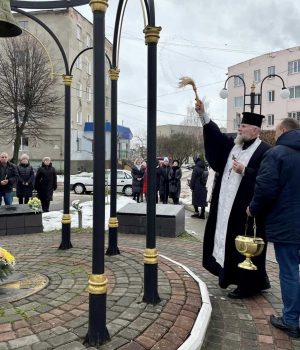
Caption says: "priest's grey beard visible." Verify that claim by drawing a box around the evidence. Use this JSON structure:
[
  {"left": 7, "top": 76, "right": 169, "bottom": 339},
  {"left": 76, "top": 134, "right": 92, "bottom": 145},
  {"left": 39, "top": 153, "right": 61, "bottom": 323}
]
[{"left": 234, "top": 134, "right": 251, "bottom": 145}]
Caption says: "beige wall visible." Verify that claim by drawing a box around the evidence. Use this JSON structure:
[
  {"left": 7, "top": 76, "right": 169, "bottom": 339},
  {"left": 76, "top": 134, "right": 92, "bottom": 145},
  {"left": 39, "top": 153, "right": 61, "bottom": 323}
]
[{"left": 227, "top": 46, "right": 300, "bottom": 132}]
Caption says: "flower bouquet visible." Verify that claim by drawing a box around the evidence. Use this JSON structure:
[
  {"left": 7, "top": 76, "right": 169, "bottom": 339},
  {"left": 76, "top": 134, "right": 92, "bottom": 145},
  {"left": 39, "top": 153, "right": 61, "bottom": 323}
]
[
  {"left": 0, "top": 247, "right": 16, "bottom": 281},
  {"left": 28, "top": 197, "right": 42, "bottom": 213}
]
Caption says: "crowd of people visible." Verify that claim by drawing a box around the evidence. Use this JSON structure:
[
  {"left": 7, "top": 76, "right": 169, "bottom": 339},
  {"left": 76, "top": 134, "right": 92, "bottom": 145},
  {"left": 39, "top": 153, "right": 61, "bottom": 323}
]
[
  {"left": 131, "top": 156, "right": 205, "bottom": 206},
  {"left": 0, "top": 153, "right": 57, "bottom": 212}
]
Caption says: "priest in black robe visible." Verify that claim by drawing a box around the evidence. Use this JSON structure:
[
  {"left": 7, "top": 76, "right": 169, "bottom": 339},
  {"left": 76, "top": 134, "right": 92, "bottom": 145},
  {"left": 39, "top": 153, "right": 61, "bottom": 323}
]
[{"left": 196, "top": 100, "right": 271, "bottom": 298}]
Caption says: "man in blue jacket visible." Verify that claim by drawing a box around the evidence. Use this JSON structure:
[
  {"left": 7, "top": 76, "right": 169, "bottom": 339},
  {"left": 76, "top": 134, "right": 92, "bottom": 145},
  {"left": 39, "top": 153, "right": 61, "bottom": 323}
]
[{"left": 248, "top": 118, "right": 300, "bottom": 338}]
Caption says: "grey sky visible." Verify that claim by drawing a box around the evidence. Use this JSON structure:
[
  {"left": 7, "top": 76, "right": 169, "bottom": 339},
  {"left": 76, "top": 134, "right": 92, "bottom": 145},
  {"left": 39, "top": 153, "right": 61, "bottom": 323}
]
[{"left": 77, "top": 0, "right": 300, "bottom": 134}]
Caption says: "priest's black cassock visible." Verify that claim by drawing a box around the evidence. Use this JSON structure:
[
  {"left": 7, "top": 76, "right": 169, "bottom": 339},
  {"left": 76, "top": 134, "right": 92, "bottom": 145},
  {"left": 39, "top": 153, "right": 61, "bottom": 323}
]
[{"left": 202, "top": 118, "right": 271, "bottom": 295}]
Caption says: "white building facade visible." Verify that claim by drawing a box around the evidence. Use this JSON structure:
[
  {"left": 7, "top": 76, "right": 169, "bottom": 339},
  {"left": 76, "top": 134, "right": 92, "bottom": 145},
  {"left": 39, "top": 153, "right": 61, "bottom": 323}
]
[{"left": 227, "top": 46, "right": 300, "bottom": 133}]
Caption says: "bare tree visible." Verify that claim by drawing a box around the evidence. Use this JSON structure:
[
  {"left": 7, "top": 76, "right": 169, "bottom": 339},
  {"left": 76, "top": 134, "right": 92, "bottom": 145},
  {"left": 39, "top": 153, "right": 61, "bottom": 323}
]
[
  {"left": 260, "top": 130, "right": 276, "bottom": 146},
  {"left": 157, "top": 132, "right": 204, "bottom": 165},
  {"left": 182, "top": 97, "right": 210, "bottom": 128},
  {"left": 0, "top": 35, "right": 62, "bottom": 163},
  {"left": 131, "top": 129, "right": 147, "bottom": 160}
]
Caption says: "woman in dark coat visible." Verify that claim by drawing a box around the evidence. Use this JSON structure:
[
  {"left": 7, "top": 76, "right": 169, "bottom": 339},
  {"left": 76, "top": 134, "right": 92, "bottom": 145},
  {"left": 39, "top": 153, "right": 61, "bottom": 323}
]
[
  {"left": 190, "top": 158, "right": 208, "bottom": 218},
  {"left": 34, "top": 157, "right": 57, "bottom": 212},
  {"left": 131, "top": 158, "right": 144, "bottom": 203},
  {"left": 159, "top": 157, "right": 171, "bottom": 204},
  {"left": 168, "top": 160, "right": 182, "bottom": 204},
  {"left": 16, "top": 154, "right": 35, "bottom": 204}
]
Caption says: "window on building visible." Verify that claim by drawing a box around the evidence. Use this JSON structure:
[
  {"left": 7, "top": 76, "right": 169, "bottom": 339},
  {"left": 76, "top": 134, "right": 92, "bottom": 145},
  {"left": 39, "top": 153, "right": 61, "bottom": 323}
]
[
  {"left": 77, "top": 110, "right": 82, "bottom": 124},
  {"left": 77, "top": 82, "right": 82, "bottom": 98},
  {"left": 75, "top": 55, "right": 82, "bottom": 70},
  {"left": 268, "top": 66, "right": 275, "bottom": 77},
  {"left": 267, "top": 114, "right": 274, "bottom": 126},
  {"left": 19, "top": 136, "right": 29, "bottom": 151},
  {"left": 86, "top": 86, "right": 92, "bottom": 101},
  {"left": 86, "top": 33, "right": 92, "bottom": 47},
  {"left": 76, "top": 137, "right": 81, "bottom": 151},
  {"left": 105, "top": 96, "right": 110, "bottom": 108},
  {"left": 288, "top": 60, "right": 300, "bottom": 74},
  {"left": 18, "top": 21, "right": 29, "bottom": 30},
  {"left": 234, "top": 74, "right": 244, "bottom": 87},
  {"left": 233, "top": 112, "right": 241, "bottom": 130},
  {"left": 288, "top": 111, "right": 300, "bottom": 121},
  {"left": 289, "top": 86, "right": 300, "bottom": 99},
  {"left": 234, "top": 96, "right": 244, "bottom": 108},
  {"left": 86, "top": 59, "right": 92, "bottom": 75},
  {"left": 254, "top": 69, "right": 261, "bottom": 82},
  {"left": 268, "top": 90, "right": 275, "bottom": 102},
  {"left": 76, "top": 24, "right": 82, "bottom": 41}
]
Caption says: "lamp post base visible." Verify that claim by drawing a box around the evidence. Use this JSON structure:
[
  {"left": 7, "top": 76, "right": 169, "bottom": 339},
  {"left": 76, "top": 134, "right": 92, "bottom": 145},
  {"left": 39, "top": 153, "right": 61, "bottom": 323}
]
[
  {"left": 143, "top": 263, "right": 161, "bottom": 304},
  {"left": 106, "top": 224, "right": 120, "bottom": 256},
  {"left": 59, "top": 222, "right": 73, "bottom": 250},
  {"left": 84, "top": 293, "right": 110, "bottom": 346}
]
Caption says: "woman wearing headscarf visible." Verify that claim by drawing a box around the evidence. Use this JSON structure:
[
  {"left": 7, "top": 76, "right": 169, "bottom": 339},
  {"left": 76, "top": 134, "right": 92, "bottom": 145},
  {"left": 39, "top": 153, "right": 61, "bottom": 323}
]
[
  {"left": 34, "top": 157, "right": 57, "bottom": 212},
  {"left": 131, "top": 158, "right": 144, "bottom": 203},
  {"left": 190, "top": 157, "right": 208, "bottom": 218},
  {"left": 168, "top": 160, "right": 182, "bottom": 204},
  {"left": 159, "top": 157, "right": 171, "bottom": 204},
  {"left": 16, "top": 154, "right": 34, "bottom": 204}
]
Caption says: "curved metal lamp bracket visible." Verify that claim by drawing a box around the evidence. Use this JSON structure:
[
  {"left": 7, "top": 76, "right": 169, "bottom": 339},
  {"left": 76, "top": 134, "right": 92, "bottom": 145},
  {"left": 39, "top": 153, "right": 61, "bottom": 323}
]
[
  {"left": 11, "top": 1, "right": 89, "bottom": 9},
  {"left": 112, "top": 0, "right": 153, "bottom": 68}
]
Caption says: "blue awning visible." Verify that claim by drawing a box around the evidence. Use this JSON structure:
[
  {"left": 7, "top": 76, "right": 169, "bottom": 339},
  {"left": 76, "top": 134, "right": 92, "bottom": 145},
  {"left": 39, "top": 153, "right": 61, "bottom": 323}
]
[{"left": 84, "top": 122, "right": 133, "bottom": 140}]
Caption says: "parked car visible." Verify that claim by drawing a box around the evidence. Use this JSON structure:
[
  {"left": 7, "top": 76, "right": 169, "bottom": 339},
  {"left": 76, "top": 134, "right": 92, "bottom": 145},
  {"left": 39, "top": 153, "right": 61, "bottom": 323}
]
[{"left": 70, "top": 170, "right": 133, "bottom": 196}]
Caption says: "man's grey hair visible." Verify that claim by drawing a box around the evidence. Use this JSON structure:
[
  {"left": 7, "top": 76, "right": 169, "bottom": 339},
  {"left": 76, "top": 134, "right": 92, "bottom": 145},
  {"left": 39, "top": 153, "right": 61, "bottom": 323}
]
[{"left": 281, "top": 118, "right": 300, "bottom": 130}]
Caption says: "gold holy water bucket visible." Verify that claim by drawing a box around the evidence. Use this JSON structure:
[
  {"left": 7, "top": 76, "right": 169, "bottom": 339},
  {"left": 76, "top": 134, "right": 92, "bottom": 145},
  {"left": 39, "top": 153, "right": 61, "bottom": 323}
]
[{"left": 235, "top": 218, "right": 265, "bottom": 270}]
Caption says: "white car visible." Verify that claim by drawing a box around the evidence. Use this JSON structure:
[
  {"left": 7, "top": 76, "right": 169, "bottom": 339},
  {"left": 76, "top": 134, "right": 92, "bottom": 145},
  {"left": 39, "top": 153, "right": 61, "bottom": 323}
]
[{"left": 70, "top": 169, "right": 133, "bottom": 196}]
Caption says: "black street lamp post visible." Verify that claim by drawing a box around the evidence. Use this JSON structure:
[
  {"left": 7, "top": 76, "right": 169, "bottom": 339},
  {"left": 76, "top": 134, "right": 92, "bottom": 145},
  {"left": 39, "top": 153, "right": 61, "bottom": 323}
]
[
  {"left": 106, "top": 66, "right": 121, "bottom": 256},
  {"left": 220, "top": 74, "right": 290, "bottom": 113},
  {"left": 10, "top": 5, "right": 74, "bottom": 249},
  {"left": 143, "top": 22, "right": 161, "bottom": 304},
  {"left": 85, "top": 0, "right": 110, "bottom": 345}
]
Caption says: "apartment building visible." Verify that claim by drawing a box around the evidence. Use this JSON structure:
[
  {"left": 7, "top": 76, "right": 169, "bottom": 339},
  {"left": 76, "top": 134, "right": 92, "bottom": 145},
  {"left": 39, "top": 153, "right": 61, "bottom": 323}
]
[
  {"left": 227, "top": 46, "right": 300, "bottom": 133},
  {"left": 0, "top": 8, "right": 115, "bottom": 173}
]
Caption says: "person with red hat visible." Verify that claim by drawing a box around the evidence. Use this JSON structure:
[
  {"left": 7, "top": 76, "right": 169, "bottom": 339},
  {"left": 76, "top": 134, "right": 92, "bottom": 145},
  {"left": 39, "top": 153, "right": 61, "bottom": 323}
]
[{"left": 195, "top": 99, "right": 271, "bottom": 299}]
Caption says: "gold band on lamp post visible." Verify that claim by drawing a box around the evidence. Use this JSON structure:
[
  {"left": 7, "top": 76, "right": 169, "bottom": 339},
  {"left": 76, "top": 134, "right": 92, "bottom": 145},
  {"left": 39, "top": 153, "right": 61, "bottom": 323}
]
[
  {"left": 89, "top": 0, "right": 109, "bottom": 13},
  {"left": 108, "top": 68, "right": 120, "bottom": 81},
  {"left": 144, "top": 248, "right": 158, "bottom": 264},
  {"left": 62, "top": 75, "right": 73, "bottom": 86},
  {"left": 143, "top": 26, "right": 162, "bottom": 45},
  {"left": 108, "top": 217, "right": 118, "bottom": 228},
  {"left": 88, "top": 274, "right": 108, "bottom": 294},
  {"left": 61, "top": 213, "right": 71, "bottom": 224}
]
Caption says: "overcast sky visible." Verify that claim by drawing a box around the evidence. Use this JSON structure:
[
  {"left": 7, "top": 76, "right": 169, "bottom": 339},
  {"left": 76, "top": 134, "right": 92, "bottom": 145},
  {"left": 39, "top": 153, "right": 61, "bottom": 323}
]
[{"left": 76, "top": 0, "right": 300, "bottom": 135}]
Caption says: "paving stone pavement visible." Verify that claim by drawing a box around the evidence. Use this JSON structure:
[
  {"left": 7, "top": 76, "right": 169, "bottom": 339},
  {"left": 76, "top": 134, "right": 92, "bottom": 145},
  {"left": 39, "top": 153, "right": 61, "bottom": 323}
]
[{"left": 0, "top": 209, "right": 299, "bottom": 350}]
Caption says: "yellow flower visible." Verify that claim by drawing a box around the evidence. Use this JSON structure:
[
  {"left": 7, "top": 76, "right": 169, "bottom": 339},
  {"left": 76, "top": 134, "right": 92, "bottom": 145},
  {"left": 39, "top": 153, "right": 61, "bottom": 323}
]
[{"left": 0, "top": 247, "right": 15, "bottom": 264}]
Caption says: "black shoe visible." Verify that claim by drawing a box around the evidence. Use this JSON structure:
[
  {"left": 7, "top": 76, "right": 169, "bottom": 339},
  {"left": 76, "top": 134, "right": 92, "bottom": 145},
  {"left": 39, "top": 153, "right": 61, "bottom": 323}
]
[
  {"left": 191, "top": 213, "right": 199, "bottom": 218},
  {"left": 198, "top": 214, "right": 205, "bottom": 219},
  {"left": 227, "top": 288, "right": 259, "bottom": 299},
  {"left": 270, "top": 315, "right": 300, "bottom": 338}
]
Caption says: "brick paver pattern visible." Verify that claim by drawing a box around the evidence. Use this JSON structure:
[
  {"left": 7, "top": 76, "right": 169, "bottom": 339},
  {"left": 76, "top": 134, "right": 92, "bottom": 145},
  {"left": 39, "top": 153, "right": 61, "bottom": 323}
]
[{"left": 0, "top": 226, "right": 300, "bottom": 349}]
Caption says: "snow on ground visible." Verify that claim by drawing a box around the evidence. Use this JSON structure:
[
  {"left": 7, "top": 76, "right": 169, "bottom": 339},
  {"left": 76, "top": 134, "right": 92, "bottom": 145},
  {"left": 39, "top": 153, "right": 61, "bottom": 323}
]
[
  {"left": 44, "top": 168, "right": 215, "bottom": 232},
  {"left": 42, "top": 195, "right": 136, "bottom": 232}
]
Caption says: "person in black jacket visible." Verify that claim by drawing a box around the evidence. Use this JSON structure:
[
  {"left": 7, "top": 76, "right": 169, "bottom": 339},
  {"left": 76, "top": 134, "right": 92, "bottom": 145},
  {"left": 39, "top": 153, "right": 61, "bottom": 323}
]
[
  {"left": 16, "top": 154, "right": 35, "bottom": 204},
  {"left": 195, "top": 99, "right": 271, "bottom": 299},
  {"left": 131, "top": 158, "right": 144, "bottom": 203},
  {"left": 34, "top": 157, "right": 57, "bottom": 212},
  {"left": 190, "top": 158, "right": 208, "bottom": 218},
  {"left": 159, "top": 157, "right": 171, "bottom": 204},
  {"left": 248, "top": 118, "right": 300, "bottom": 338},
  {"left": 0, "top": 152, "right": 18, "bottom": 206},
  {"left": 168, "top": 160, "right": 182, "bottom": 204}
]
